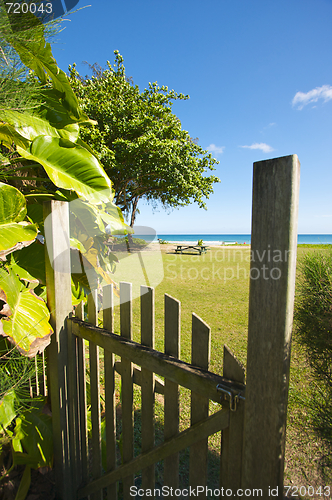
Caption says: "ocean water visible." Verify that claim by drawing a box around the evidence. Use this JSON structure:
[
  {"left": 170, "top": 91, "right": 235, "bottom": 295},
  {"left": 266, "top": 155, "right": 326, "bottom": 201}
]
[{"left": 155, "top": 234, "right": 332, "bottom": 245}]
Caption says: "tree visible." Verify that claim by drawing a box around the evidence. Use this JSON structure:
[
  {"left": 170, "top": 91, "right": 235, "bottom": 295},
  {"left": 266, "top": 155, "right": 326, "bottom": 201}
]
[{"left": 68, "top": 52, "right": 220, "bottom": 226}]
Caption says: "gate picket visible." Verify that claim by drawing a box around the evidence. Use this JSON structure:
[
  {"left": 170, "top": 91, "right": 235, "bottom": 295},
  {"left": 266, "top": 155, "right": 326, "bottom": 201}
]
[
  {"left": 189, "top": 313, "right": 211, "bottom": 496},
  {"left": 140, "top": 286, "right": 155, "bottom": 495},
  {"left": 103, "top": 284, "right": 117, "bottom": 500},
  {"left": 88, "top": 290, "right": 102, "bottom": 500},
  {"left": 120, "top": 282, "right": 134, "bottom": 498},
  {"left": 164, "top": 294, "right": 181, "bottom": 489},
  {"left": 220, "top": 345, "right": 245, "bottom": 497},
  {"left": 75, "top": 301, "right": 89, "bottom": 490}
]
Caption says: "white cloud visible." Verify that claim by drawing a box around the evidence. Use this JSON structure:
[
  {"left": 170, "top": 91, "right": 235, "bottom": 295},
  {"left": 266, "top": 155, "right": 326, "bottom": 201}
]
[
  {"left": 292, "top": 84, "right": 332, "bottom": 110},
  {"left": 240, "top": 143, "right": 274, "bottom": 153},
  {"left": 207, "top": 144, "right": 225, "bottom": 156}
]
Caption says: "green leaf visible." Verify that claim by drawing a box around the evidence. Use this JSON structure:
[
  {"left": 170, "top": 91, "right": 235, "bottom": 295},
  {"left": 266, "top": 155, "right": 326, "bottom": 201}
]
[
  {"left": 12, "top": 401, "right": 53, "bottom": 469},
  {"left": 27, "top": 204, "right": 44, "bottom": 234},
  {"left": 0, "top": 110, "right": 60, "bottom": 142},
  {"left": 0, "top": 223, "right": 38, "bottom": 261},
  {"left": 0, "top": 183, "right": 37, "bottom": 260},
  {"left": 38, "top": 88, "right": 95, "bottom": 129},
  {"left": 11, "top": 241, "right": 46, "bottom": 285},
  {"left": 0, "top": 267, "right": 53, "bottom": 357},
  {"left": 17, "top": 137, "right": 113, "bottom": 204},
  {"left": 100, "top": 202, "right": 133, "bottom": 235},
  {"left": 0, "top": 123, "right": 31, "bottom": 150},
  {"left": 14, "top": 465, "right": 31, "bottom": 500},
  {"left": 0, "top": 390, "right": 17, "bottom": 431},
  {"left": 71, "top": 277, "right": 86, "bottom": 306},
  {"left": 0, "top": 183, "right": 27, "bottom": 224},
  {"left": 0, "top": 108, "right": 80, "bottom": 144},
  {"left": 11, "top": 27, "right": 83, "bottom": 121}
]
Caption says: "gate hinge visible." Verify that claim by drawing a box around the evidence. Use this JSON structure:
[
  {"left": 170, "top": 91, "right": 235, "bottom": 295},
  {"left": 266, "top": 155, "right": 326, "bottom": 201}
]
[{"left": 216, "top": 383, "right": 245, "bottom": 412}]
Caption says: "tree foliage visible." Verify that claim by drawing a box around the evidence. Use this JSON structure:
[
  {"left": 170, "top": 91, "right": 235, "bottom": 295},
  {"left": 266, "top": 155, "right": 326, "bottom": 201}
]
[{"left": 68, "top": 52, "right": 220, "bottom": 226}]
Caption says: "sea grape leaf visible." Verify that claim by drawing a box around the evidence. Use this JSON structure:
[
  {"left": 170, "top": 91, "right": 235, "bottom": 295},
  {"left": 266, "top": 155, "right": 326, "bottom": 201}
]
[{"left": 0, "top": 268, "right": 53, "bottom": 357}]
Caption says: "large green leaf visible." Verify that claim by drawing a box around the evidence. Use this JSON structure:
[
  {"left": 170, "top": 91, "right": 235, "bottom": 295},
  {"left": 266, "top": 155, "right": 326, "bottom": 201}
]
[
  {"left": 17, "top": 136, "right": 113, "bottom": 203},
  {"left": 12, "top": 400, "right": 53, "bottom": 469},
  {"left": 0, "top": 110, "right": 60, "bottom": 142},
  {"left": 38, "top": 88, "right": 95, "bottom": 129},
  {"left": 0, "top": 223, "right": 38, "bottom": 260},
  {"left": 11, "top": 241, "right": 46, "bottom": 285},
  {"left": 0, "top": 109, "right": 81, "bottom": 144},
  {"left": 100, "top": 201, "right": 133, "bottom": 235},
  {"left": 0, "top": 183, "right": 37, "bottom": 260},
  {"left": 0, "top": 123, "right": 31, "bottom": 150},
  {"left": 0, "top": 268, "right": 52, "bottom": 357},
  {"left": 11, "top": 27, "right": 84, "bottom": 121},
  {"left": 0, "top": 390, "right": 17, "bottom": 431},
  {"left": 0, "top": 183, "right": 27, "bottom": 224}
]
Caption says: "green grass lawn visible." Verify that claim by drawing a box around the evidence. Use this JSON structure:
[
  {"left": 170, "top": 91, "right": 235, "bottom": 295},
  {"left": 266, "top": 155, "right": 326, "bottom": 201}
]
[{"left": 100, "top": 245, "right": 331, "bottom": 498}]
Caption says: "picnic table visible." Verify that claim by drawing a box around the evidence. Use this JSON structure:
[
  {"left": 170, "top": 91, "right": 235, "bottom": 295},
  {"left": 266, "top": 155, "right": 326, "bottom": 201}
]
[{"left": 174, "top": 244, "right": 208, "bottom": 255}]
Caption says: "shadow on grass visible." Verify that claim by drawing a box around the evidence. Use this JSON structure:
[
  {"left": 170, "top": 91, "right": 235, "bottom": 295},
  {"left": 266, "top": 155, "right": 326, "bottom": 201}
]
[
  {"left": 100, "top": 403, "right": 221, "bottom": 499},
  {"left": 309, "top": 385, "right": 332, "bottom": 480}
]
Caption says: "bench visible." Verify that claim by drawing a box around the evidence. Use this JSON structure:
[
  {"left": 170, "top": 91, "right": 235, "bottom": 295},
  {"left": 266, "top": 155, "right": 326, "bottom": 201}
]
[{"left": 175, "top": 245, "right": 208, "bottom": 255}]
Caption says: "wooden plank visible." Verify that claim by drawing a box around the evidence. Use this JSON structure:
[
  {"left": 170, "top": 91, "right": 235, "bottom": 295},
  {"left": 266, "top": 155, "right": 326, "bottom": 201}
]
[
  {"left": 70, "top": 318, "right": 245, "bottom": 403},
  {"left": 43, "top": 200, "right": 73, "bottom": 500},
  {"left": 242, "top": 155, "right": 300, "bottom": 497},
  {"left": 189, "top": 314, "right": 211, "bottom": 496},
  {"left": 164, "top": 293, "right": 180, "bottom": 489},
  {"left": 103, "top": 285, "right": 117, "bottom": 500},
  {"left": 78, "top": 408, "right": 230, "bottom": 499},
  {"left": 114, "top": 361, "right": 165, "bottom": 394},
  {"left": 67, "top": 318, "right": 80, "bottom": 491},
  {"left": 88, "top": 291, "right": 102, "bottom": 500},
  {"left": 120, "top": 282, "right": 134, "bottom": 499},
  {"left": 220, "top": 345, "right": 245, "bottom": 497},
  {"left": 140, "top": 286, "right": 155, "bottom": 496},
  {"left": 75, "top": 301, "right": 89, "bottom": 489}
]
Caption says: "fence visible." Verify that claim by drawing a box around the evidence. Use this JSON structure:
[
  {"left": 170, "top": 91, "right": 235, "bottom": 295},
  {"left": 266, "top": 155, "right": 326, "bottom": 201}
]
[
  {"left": 66, "top": 284, "right": 246, "bottom": 499},
  {"left": 44, "top": 154, "right": 300, "bottom": 500}
]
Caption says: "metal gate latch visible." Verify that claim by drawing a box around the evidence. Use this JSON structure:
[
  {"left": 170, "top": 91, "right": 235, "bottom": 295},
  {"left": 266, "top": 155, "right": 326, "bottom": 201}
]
[{"left": 216, "top": 384, "right": 245, "bottom": 412}]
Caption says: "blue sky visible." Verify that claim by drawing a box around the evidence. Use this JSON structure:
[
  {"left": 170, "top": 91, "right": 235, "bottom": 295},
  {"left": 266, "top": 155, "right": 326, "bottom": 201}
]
[{"left": 53, "top": 0, "right": 332, "bottom": 234}]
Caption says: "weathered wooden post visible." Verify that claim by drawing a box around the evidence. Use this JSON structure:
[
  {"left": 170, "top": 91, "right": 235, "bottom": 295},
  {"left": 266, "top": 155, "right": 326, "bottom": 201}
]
[
  {"left": 242, "top": 155, "right": 300, "bottom": 498},
  {"left": 44, "top": 200, "right": 74, "bottom": 500}
]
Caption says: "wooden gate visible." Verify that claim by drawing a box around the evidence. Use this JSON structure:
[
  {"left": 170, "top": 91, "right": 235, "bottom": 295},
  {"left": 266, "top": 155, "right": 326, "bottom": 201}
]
[
  {"left": 44, "top": 155, "right": 300, "bottom": 500},
  {"left": 65, "top": 285, "right": 245, "bottom": 499}
]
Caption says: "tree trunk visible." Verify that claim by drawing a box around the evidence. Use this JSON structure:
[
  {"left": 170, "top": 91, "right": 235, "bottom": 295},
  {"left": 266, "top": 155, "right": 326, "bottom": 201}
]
[
  {"left": 130, "top": 196, "right": 140, "bottom": 227},
  {"left": 127, "top": 196, "right": 140, "bottom": 249}
]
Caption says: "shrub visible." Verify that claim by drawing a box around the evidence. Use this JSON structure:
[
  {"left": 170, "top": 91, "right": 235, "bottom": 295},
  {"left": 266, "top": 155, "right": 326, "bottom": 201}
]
[
  {"left": 295, "top": 249, "right": 332, "bottom": 387},
  {"left": 294, "top": 248, "right": 332, "bottom": 440}
]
